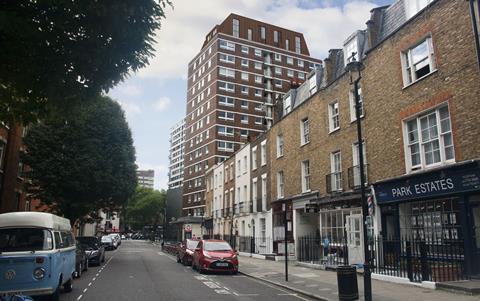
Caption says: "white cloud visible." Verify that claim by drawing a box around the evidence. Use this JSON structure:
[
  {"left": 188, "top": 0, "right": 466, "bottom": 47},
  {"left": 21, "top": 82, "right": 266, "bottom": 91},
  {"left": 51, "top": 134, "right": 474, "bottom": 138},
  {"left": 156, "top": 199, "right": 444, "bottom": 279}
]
[
  {"left": 117, "top": 100, "right": 141, "bottom": 118},
  {"left": 153, "top": 96, "right": 172, "bottom": 112},
  {"left": 137, "top": 163, "right": 169, "bottom": 190},
  {"left": 115, "top": 83, "right": 143, "bottom": 97},
  {"left": 139, "top": 0, "right": 377, "bottom": 80}
]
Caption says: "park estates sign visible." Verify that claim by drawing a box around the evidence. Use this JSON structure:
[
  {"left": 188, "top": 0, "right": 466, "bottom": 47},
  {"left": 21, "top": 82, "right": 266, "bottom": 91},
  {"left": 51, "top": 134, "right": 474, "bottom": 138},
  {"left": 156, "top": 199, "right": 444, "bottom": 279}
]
[{"left": 374, "top": 161, "right": 480, "bottom": 204}]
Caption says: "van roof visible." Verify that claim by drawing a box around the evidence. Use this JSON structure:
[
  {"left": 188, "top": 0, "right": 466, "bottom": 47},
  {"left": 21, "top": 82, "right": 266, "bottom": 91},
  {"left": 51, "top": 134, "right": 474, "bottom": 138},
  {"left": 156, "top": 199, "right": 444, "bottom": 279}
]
[{"left": 0, "top": 212, "right": 71, "bottom": 231}]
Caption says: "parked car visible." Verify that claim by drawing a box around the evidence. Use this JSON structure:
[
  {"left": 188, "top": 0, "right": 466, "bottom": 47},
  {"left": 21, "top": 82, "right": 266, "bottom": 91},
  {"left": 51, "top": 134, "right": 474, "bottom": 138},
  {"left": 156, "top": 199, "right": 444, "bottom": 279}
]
[
  {"left": 76, "top": 236, "right": 105, "bottom": 266},
  {"left": 192, "top": 239, "right": 238, "bottom": 274},
  {"left": 101, "top": 235, "right": 115, "bottom": 250},
  {"left": 177, "top": 239, "right": 200, "bottom": 266},
  {"left": 74, "top": 242, "right": 88, "bottom": 278},
  {"left": 0, "top": 212, "right": 75, "bottom": 301},
  {"left": 108, "top": 233, "right": 121, "bottom": 246}
]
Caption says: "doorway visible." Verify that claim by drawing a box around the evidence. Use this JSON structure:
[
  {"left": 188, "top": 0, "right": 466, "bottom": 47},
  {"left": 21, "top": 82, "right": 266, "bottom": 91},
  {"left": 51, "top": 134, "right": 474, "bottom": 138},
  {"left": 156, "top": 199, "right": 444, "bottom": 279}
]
[{"left": 346, "top": 214, "right": 364, "bottom": 265}]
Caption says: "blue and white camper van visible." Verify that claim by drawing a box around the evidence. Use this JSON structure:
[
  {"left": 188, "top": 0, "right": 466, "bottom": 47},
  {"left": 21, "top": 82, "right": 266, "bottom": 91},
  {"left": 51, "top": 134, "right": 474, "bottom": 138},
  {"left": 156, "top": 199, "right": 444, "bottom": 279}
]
[{"left": 0, "top": 212, "right": 75, "bottom": 301}]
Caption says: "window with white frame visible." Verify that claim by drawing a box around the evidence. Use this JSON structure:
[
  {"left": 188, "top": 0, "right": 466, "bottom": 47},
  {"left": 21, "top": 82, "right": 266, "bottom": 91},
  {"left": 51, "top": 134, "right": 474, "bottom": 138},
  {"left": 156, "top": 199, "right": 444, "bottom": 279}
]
[
  {"left": 298, "top": 72, "right": 305, "bottom": 80},
  {"left": 274, "top": 79, "right": 282, "bottom": 87},
  {"left": 255, "top": 49, "right": 262, "bottom": 57},
  {"left": 254, "top": 62, "right": 262, "bottom": 70},
  {"left": 330, "top": 151, "right": 342, "bottom": 192},
  {"left": 274, "top": 53, "right": 281, "bottom": 61},
  {"left": 274, "top": 31, "right": 279, "bottom": 43},
  {"left": 219, "top": 40, "right": 235, "bottom": 51},
  {"left": 301, "top": 160, "right": 310, "bottom": 192},
  {"left": 219, "top": 111, "right": 234, "bottom": 121},
  {"left": 218, "top": 126, "right": 234, "bottom": 136},
  {"left": 241, "top": 45, "right": 249, "bottom": 54},
  {"left": 243, "top": 155, "right": 248, "bottom": 174},
  {"left": 240, "top": 115, "right": 248, "bottom": 124},
  {"left": 286, "top": 56, "right": 293, "bottom": 65},
  {"left": 349, "top": 87, "right": 364, "bottom": 122},
  {"left": 218, "top": 96, "right": 235, "bottom": 107},
  {"left": 237, "top": 159, "right": 241, "bottom": 175},
  {"left": 298, "top": 60, "right": 304, "bottom": 67},
  {"left": 277, "top": 171, "right": 284, "bottom": 198},
  {"left": 255, "top": 89, "right": 262, "bottom": 97},
  {"left": 285, "top": 39, "right": 289, "bottom": 50},
  {"left": 261, "top": 141, "right": 267, "bottom": 166},
  {"left": 404, "top": 105, "right": 454, "bottom": 171},
  {"left": 219, "top": 67, "right": 235, "bottom": 78},
  {"left": 241, "top": 86, "right": 249, "bottom": 95},
  {"left": 275, "top": 67, "right": 282, "bottom": 75},
  {"left": 260, "top": 27, "right": 266, "bottom": 40},
  {"left": 329, "top": 101, "right": 340, "bottom": 132},
  {"left": 344, "top": 37, "right": 358, "bottom": 66},
  {"left": 402, "top": 37, "right": 436, "bottom": 86},
  {"left": 252, "top": 147, "right": 257, "bottom": 170},
  {"left": 217, "top": 141, "right": 234, "bottom": 152},
  {"left": 276, "top": 134, "right": 284, "bottom": 157},
  {"left": 219, "top": 53, "right": 235, "bottom": 64},
  {"left": 404, "top": 0, "right": 434, "bottom": 19},
  {"left": 287, "top": 70, "right": 294, "bottom": 78},
  {"left": 260, "top": 218, "right": 266, "bottom": 242},
  {"left": 352, "top": 141, "right": 367, "bottom": 187},
  {"left": 240, "top": 100, "right": 248, "bottom": 109},
  {"left": 241, "top": 72, "right": 249, "bottom": 81},
  {"left": 218, "top": 81, "right": 234, "bottom": 92},
  {"left": 255, "top": 117, "right": 263, "bottom": 125},
  {"left": 230, "top": 163, "right": 234, "bottom": 180},
  {"left": 248, "top": 29, "right": 252, "bottom": 40},
  {"left": 252, "top": 178, "right": 258, "bottom": 210},
  {"left": 255, "top": 75, "right": 262, "bottom": 84},
  {"left": 283, "top": 95, "right": 292, "bottom": 115},
  {"left": 261, "top": 175, "right": 267, "bottom": 211},
  {"left": 300, "top": 118, "right": 310, "bottom": 145},
  {"left": 233, "top": 18, "right": 240, "bottom": 37},
  {"left": 295, "top": 36, "right": 301, "bottom": 54},
  {"left": 241, "top": 59, "right": 249, "bottom": 67}
]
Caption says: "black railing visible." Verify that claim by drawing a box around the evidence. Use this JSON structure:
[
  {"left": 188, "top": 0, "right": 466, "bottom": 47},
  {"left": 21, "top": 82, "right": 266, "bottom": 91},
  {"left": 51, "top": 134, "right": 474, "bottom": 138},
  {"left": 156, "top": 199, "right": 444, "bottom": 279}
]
[
  {"left": 237, "top": 236, "right": 273, "bottom": 254},
  {"left": 370, "top": 236, "right": 467, "bottom": 282},
  {"left": 347, "top": 164, "right": 368, "bottom": 189},
  {"left": 326, "top": 172, "right": 343, "bottom": 193},
  {"left": 297, "top": 235, "right": 348, "bottom": 267}
]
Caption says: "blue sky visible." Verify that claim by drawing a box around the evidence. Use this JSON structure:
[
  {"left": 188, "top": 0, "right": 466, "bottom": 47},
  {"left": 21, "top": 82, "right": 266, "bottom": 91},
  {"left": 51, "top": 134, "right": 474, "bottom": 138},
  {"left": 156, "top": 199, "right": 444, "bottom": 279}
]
[{"left": 108, "top": 0, "right": 394, "bottom": 190}]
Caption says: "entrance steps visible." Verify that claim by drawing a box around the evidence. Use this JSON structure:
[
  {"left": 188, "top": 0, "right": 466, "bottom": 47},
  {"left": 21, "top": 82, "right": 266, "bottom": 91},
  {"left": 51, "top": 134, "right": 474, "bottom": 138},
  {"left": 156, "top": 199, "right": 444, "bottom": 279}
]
[{"left": 436, "top": 279, "right": 480, "bottom": 295}]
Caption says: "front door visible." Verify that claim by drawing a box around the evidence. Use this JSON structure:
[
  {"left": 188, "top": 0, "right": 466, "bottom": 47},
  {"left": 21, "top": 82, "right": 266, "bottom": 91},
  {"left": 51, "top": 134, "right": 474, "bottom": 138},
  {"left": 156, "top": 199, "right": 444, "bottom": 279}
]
[
  {"left": 346, "top": 214, "right": 364, "bottom": 265},
  {"left": 471, "top": 203, "right": 480, "bottom": 276}
]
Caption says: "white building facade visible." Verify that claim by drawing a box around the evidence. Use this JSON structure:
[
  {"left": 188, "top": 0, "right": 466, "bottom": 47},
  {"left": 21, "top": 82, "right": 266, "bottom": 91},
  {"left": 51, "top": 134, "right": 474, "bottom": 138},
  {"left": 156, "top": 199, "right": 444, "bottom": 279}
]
[{"left": 168, "top": 118, "right": 186, "bottom": 189}]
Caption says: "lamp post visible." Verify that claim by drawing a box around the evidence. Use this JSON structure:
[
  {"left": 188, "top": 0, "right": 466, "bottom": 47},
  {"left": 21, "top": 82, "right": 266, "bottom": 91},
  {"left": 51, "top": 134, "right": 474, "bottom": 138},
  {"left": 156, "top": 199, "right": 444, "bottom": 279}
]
[{"left": 345, "top": 53, "right": 372, "bottom": 301}]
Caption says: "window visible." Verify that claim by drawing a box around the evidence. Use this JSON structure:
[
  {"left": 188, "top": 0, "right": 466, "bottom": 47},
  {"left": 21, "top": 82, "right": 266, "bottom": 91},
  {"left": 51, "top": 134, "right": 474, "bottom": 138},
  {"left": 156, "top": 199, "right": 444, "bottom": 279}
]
[
  {"left": 252, "top": 147, "right": 257, "bottom": 170},
  {"left": 274, "top": 53, "right": 281, "bottom": 61},
  {"left": 309, "top": 75, "right": 317, "bottom": 94},
  {"left": 287, "top": 70, "right": 294, "bottom": 77},
  {"left": 248, "top": 29, "right": 253, "bottom": 40},
  {"left": 402, "top": 37, "right": 435, "bottom": 86},
  {"left": 237, "top": 160, "right": 241, "bottom": 175},
  {"left": 241, "top": 86, "right": 249, "bottom": 95},
  {"left": 218, "top": 126, "right": 234, "bottom": 136},
  {"left": 352, "top": 141, "right": 367, "bottom": 187},
  {"left": 0, "top": 140, "right": 6, "bottom": 170},
  {"left": 286, "top": 57, "right": 293, "bottom": 65},
  {"left": 260, "top": 26, "right": 266, "bottom": 39},
  {"left": 298, "top": 60, "right": 304, "bottom": 67},
  {"left": 277, "top": 171, "right": 284, "bottom": 198},
  {"left": 218, "top": 141, "right": 234, "bottom": 152},
  {"left": 219, "top": 67, "right": 235, "bottom": 78},
  {"left": 300, "top": 118, "right": 310, "bottom": 145},
  {"left": 219, "top": 54, "right": 235, "bottom": 64},
  {"left": 298, "top": 72, "right": 305, "bottom": 80},
  {"left": 240, "top": 115, "right": 248, "bottom": 124},
  {"left": 219, "top": 40, "right": 235, "bottom": 51},
  {"left": 255, "top": 49, "right": 262, "bottom": 57},
  {"left": 405, "top": 0, "right": 434, "bottom": 19},
  {"left": 240, "top": 129, "right": 248, "bottom": 137},
  {"left": 241, "top": 100, "right": 248, "bottom": 109},
  {"left": 276, "top": 134, "right": 284, "bottom": 157},
  {"left": 285, "top": 39, "right": 289, "bottom": 50},
  {"left": 241, "top": 45, "right": 249, "bottom": 54},
  {"left": 329, "top": 101, "right": 340, "bottom": 132},
  {"left": 344, "top": 38, "right": 358, "bottom": 65},
  {"left": 301, "top": 160, "right": 310, "bottom": 192},
  {"left": 230, "top": 163, "right": 234, "bottom": 180},
  {"left": 219, "top": 111, "right": 234, "bottom": 121},
  {"left": 274, "top": 31, "right": 279, "bottom": 43},
  {"left": 233, "top": 19, "right": 239, "bottom": 38},
  {"left": 252, "top": 178, "right": 258, "bottom": 210},
  {"left": 260, "top": 218, "right": 266, "bottom": 242},
  {"left": 261, "top": 176, "right": 267, "bottom": 211},
  {"left": 255, "top": 75, "right": 262, "bottom": 83},
  {"left": 254, "top": 62, "right": 262, "bottom": 70},
  {"left": 243, "top": 155, "right": 248, "bottom": 174},
  {"left": 218, "top": 96, "right": 234, "bottom": 107},
  {"left": 254, "top": 89, "right": 262, "bottom": 97},
  {"left": 241, "top": 59, "right": 249, "bottom": 67},
  {"left": 261, "top": 141, "right": 267, "bottom": 166},
  {"left": 295, "top": 36, "right": 301, "bottom": 54},
  {"left": 349, "top": 87, "right": 364, "bottom": 122},
  {"left": 283, "top": 95, "right": 291, "bottom": 115},
  {"left": 404, "top": 105, "right": 454, "bottom": 171},
  {"left": 274, "top": 79, "right": 282, "bottom": 87},
  {"left": 219, "top": 81, "right": 234, "bottom": 92},
  {"left": 241, "top": 72, "right": 249, "bottom": 81},
  {"left": 330, "top": 151, "right": 342, "bottom": 192},
  {"left": 275, "top": 67, "right": 282, "bottom": 75},
  {"left": 255, "top": 103, "right": 263, "bottom": 111},
  {"left": 255, "top": 117, "right": 263, "bottom": 125}
]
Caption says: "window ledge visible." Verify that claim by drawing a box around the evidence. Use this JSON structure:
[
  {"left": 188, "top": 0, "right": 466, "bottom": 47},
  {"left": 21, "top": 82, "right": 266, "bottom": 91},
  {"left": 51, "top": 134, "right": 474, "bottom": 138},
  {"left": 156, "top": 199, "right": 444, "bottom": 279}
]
[
  {"left": 277, "top": 154, "right": 284, "bottom": 159},
  {"left": 302, "top": 189, "right": 311, "bottom": 194},
  {"left": 350, "top": 115, "right": 365, "bottom": 124},
  {"left": 402, "top": 69, "right": 438, "bottom": 90},
  {"left": 328, "top": 128, "right": 340, "bottom": 135},
  {"left": 300, "top": 141, "right": 310, "bottom": 147}
]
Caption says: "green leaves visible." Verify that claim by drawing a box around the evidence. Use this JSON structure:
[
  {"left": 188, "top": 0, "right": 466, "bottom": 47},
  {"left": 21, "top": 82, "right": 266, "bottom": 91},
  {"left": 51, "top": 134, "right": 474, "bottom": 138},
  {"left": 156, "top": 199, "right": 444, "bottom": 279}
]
[
  {"left": 22, "top": 95, "right": 137, "bottom": 225},
  {"left": 124, "top": 187, "right": 166, "bottom": 231}
]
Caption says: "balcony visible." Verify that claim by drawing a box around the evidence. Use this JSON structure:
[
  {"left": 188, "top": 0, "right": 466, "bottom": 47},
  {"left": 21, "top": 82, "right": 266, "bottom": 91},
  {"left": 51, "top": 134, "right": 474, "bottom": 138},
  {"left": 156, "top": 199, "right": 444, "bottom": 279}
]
[
  {"left": 264, "top": 55, "right": 272, "bottom": 65},
  {"left": 326, "top": 172, "right": 343, "bottom": 194},
  {"left": 265, "top": 82, "right": 273, "bottom": 92},
  {"left": 347, "top": 164, "right": 369, "bottom": 190},
  {"left": 264, "top": 68, "right": 273, "bottom": 78}
]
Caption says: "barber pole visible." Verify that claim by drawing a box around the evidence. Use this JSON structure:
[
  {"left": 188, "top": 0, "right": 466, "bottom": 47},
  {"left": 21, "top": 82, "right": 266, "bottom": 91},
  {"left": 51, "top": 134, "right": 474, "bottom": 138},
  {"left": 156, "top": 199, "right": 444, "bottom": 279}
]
[{"left": 367, "top": 196, "right": 374, "bottom": 216}]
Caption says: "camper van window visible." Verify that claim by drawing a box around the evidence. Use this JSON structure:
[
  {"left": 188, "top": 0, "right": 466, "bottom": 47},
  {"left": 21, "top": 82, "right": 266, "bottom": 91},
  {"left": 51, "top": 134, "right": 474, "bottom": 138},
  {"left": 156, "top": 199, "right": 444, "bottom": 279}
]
[
  {"left": 54, "top": 232, "right": 62, "bottom": 248},
  {"left": 0, "top": 228, "right": 53, "bottom": 252},
  {"left": 60, "top": 231, "right": 74, "bottom": 248}
]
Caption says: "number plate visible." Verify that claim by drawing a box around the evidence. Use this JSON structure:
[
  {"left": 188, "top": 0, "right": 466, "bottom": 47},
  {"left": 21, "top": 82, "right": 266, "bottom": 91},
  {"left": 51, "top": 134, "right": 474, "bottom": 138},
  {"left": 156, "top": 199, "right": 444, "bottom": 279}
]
[{"left": 216, "top": 262, "right": 229, "bottom": 267}]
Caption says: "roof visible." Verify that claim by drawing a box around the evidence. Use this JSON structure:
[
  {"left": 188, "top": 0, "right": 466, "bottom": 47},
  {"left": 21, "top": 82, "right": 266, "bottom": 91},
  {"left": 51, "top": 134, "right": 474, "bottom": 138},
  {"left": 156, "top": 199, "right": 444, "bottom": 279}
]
[{"left": 0, "top": 212, "right": 71, "bottom": 231}]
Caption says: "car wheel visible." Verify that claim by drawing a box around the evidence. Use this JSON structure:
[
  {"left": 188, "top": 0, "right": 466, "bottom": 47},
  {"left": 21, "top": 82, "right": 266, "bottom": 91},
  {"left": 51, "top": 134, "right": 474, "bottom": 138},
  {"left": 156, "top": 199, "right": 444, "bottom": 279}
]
[
  {"left": 76, "top": 263, "right": 82, "bottom": 278},
  {"left": 49, "top": 286, "right": 60, "bottom": 301},
  {"left": 102, "top": 255, "right": 105, "bottom": 263},
  {"left": 176, "top": 255, "right": 181, "bottom": 263},
  {"left": 181, "top": 257, "right": 187, "bottom": 266},
  {"left": 84, "top": 259, "right": 89, "bottom": 271},
  {"left": 63, "top": 278, "right": 73, "bottom": 293}
]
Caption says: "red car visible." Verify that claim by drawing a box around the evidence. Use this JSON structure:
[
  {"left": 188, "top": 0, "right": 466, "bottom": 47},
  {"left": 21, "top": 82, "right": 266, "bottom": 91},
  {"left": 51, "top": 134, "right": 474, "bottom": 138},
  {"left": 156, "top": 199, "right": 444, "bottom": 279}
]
[
  {"left": 176, "top": 239, "right": 199, "bottom": 266},
  {"left": 192, "top": 239, "right": 239, "bottom": 274}
]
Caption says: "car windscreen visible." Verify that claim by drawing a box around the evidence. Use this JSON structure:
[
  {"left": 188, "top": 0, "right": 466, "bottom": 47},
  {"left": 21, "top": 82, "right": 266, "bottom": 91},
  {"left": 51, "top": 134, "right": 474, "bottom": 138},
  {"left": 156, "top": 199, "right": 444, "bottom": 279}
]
[
  {"left": 187, "top": 240, "right": 199, "bottom": 250},
  {"left": 0, "top": 228, "right": 53, "bottom": 252},
  {"left": 204, "top": 241, "right": 232, "bottom": 251},
  {"left": 77, "top": 237, "right": 98, "bottom": 248}
]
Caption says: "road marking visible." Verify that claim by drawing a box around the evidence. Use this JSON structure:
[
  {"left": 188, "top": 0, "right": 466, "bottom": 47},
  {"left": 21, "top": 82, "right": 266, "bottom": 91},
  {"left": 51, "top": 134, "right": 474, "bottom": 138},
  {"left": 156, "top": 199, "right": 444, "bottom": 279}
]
[
  {"left": 233, "top": 292, "right": 259, "bottom": 296},
  {"left": 92, "top": 277, "right": 96, "bottom": 281},
  {"left": 305, "top": 284, "right": 318, "bottom": 287},
  {"left": 88, "top": 282, "right": 92, "bottom": 287},
  {"left": 83, "top": 288, "right": 87, "bottom": 293},
  {"left": 96, "top": 273, "right": 99, "bottom": 276},
  {"left": 215, "top": 289, "right": 231, "bottom": 294},
  {"left": 77, "top": 295, "right": 83, "bottom": 300},
  {"left": 278, "top": 293, "right": 297, "bottom": 296},
  {"left": 203, "top": 281, "right": 221, "bottom": 289},
  {"left": 157, "top": 251, "right": 176, "bottom": 262},
  {"left": 194, "top": 275, "right": 208, "bottom": 280},
  {"left": 293, "top": 280, "right": 305, "bottom": 284}
]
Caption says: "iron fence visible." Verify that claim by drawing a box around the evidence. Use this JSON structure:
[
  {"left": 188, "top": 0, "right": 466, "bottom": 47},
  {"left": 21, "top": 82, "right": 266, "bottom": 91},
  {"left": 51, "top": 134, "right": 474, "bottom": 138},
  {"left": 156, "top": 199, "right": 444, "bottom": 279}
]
[
  {"left": 370, "top": 236, "right": 467, "bottom": 282},
  {"left": 297, "top": 235, "right": 349, "bottom": 267}
]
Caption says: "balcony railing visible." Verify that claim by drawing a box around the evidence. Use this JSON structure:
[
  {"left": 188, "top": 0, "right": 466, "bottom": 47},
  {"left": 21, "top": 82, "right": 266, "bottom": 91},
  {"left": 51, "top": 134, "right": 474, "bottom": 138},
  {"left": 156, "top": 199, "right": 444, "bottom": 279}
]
[
  {"left": 347, "top": 164, "right": 369, "bottom": 189},
  {"left": 326, "top": 171, "right": 343, "bottom": 193}
]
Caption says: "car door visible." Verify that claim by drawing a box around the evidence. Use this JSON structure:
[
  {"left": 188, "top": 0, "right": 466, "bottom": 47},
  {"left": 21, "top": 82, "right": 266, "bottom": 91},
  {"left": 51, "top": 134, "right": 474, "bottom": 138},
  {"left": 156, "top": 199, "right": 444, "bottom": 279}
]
[
  {"left": 193, "top": 241, "right": 202, "bottom": 266},
  {"left": 52, "top": 231, "right": 64, "bottom": 284}
]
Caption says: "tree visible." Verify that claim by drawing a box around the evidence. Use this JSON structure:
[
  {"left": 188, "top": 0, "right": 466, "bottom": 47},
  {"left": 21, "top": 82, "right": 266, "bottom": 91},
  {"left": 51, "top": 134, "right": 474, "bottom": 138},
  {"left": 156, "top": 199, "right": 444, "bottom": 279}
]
[
  {"left": 124, "top": 187, "right": 166, "bottom": 233},
  {"left": 22, "top": 95, "right": 137, "bottom": 225},
  {"left": 0, "top": 0, "right": 171, "bottom": 123}
]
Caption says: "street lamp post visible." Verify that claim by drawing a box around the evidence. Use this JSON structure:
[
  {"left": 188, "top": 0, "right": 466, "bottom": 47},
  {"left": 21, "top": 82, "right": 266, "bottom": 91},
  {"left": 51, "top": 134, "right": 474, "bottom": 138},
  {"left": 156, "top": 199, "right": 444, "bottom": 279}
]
[{"left": 345, "top": 53, "right": 372, "bottom": 301}]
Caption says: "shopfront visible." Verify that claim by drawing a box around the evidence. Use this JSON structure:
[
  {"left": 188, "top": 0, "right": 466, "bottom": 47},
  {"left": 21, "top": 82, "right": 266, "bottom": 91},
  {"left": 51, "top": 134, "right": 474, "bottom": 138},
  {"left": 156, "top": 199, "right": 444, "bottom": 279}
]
[{"left": 374, "top": 160, "right": 480, "bottom": 279}]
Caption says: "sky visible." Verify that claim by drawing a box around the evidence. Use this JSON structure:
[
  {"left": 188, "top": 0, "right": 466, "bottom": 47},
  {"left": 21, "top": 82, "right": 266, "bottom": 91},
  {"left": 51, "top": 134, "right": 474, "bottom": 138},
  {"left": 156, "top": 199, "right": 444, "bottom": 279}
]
[{"left": 108, "top": 0, "right": 394, "bottom": 190}]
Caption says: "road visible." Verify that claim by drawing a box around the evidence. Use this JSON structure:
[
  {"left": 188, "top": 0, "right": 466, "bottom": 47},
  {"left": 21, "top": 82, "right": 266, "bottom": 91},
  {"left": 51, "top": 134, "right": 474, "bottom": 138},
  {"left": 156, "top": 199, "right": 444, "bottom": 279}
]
[{"left": 59, "top": 240, "right": 314, "bottom": 301}]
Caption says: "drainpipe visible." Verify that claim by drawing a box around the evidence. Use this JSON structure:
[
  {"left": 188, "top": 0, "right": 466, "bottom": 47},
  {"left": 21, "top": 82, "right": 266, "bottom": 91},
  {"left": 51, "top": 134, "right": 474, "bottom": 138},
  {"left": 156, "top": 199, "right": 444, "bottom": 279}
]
[{"left": 468, "top": 0, "right": 480, "bottom": 71}]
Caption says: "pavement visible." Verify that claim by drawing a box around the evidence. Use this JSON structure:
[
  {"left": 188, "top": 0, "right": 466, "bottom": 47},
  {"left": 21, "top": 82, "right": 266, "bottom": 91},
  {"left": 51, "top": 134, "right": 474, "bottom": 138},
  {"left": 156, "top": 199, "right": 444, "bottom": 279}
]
[
  {"left": 238, "top": 255, "right": 480, "bottom": 301},
  {"left": 57, "top": 240, "right": 317, "bottom": 301}
]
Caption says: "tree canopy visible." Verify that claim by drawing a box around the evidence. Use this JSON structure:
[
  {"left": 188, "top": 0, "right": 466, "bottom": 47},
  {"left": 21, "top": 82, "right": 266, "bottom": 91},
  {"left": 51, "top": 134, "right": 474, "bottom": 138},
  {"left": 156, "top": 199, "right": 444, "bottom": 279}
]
[
  {"left": 22, "top": 95, "right": 137, "bottom": 225},
  {"left": 0, "top": 0, "right": 171, "bottom": 123},
  {"left": 124, "top": 187, "right": 166, "bottom": 232}
]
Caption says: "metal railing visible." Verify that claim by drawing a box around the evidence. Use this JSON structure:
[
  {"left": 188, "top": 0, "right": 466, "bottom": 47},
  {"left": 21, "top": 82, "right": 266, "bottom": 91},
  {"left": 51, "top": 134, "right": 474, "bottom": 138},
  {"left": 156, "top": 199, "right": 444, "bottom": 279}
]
[
  {"left": 347, "top": 164, "right": 369, "bottom": 189},
  {"left": 326, "top": 172, "right": 343, "bottom": 193},
  {"left": 297, "top": 235, "right": 349, "bottom": 267}
]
